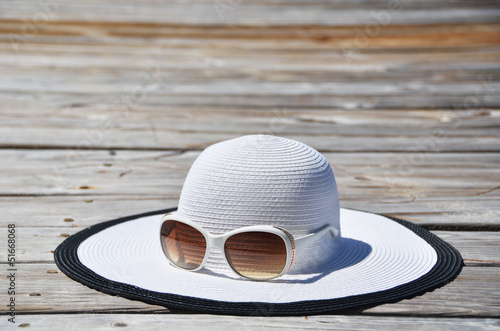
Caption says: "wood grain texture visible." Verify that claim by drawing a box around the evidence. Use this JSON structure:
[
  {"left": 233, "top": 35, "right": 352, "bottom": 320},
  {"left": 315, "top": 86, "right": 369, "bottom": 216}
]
[
  {"left": 0, "top": 150, "right": 498, "bottom": 227},
  {"left": 2, "top": 0, "right": 500, "bottom": 26},
  {"left": 1, "top": 108, "right": 500, "bottom": 150},
  {"left": 2, "top": 314, "right": 500, "bottom": 330},
  {"left": 1, "top": 21, "right": 500, "bottom": 48},
  {"left": 1, "top": 21, "right": 499, "bottom": 116}
]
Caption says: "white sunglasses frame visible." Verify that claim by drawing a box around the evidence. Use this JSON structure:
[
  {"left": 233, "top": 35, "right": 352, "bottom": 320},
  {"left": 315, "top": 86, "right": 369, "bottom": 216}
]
[{"left": 159, "top": 211, "right": 339, "bottom": 280}]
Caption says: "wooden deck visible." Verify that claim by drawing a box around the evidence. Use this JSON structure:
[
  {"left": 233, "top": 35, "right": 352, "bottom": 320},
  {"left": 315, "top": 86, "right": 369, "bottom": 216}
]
[{"left": 1, "top": 0, "right": 499, "bottom": 329}]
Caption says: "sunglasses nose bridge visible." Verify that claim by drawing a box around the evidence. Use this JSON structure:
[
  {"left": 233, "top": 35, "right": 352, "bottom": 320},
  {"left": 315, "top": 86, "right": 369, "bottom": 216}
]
[{"left": 210, "top": 234, "right": 225, "bottom": 250}]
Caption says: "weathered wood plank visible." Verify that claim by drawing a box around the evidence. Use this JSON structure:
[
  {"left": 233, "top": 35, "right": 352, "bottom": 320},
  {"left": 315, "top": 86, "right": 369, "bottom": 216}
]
[
  {"left": 1, "top": 37, "right": 499, "bottom": 69},
  {"left": 2, "top": 314, "right": 500, "bottom": 330},
  {"left": 1, "top": 22, "right": 499, "bottom": 111},
  {"left": 4, "top": 94, "right": 498, "bottom": 112},
  {"left": 433, "top": 231, "right": 500, "bottom": 266},
  {"left": 1, "top": 21, "right": 500, "bottom": 49},
  {"left": 0, "top": 150, "right": 498, "bottom": 227},
  {"left": 3, "top": 108, "right": 500, "bottom": 132},
  {"left": 1, "top": 150, "right": 498, "bottom": 197},
  {"left": 0, "top": 265, "right": 497, "bottom": 316},
  {"left": 2, "top": 1, "right": 500, "bottom": 26},
  {"left": 1, "top": 85, "right": 498, "bottom": 110},
  {"left": 0, "top": 52, "right": 498, "bottom": 108},
  {"left": 3, "top": 78, "right": 500, "bottom": 98},
  {"left": 1, "top": 109, "right": 499, "bottom": 150},
  {"left": 1, "top": 39, "right": 500, "bottom": 63},
  {"left": 0, "top": 196, "right": 179, "bottom": 228}
]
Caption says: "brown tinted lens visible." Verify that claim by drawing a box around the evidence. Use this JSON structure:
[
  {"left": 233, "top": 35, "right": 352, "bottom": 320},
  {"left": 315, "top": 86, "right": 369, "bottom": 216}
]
[
  {"left": 160, "top": 220, "right": 207, "bottom": 270},
  {"left": 224, "top": 232, "right": 287, "bottom": 280}
]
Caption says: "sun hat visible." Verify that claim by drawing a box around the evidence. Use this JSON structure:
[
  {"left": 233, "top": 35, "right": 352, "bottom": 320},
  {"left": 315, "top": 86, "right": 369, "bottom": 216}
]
[{"left": 55, "top": 135, "right": 463, "bottom": 316}]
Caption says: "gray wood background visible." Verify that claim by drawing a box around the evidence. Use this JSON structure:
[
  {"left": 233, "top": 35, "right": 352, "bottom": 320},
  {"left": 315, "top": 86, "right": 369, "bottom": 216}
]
[{"left": 0, "top": 0, "right": 499, "bottom": 329}]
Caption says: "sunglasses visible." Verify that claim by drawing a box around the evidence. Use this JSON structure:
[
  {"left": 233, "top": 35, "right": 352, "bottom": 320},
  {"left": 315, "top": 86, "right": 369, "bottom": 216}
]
[{"left": 159, "top": 212, "right": 339, "bottom": 280}]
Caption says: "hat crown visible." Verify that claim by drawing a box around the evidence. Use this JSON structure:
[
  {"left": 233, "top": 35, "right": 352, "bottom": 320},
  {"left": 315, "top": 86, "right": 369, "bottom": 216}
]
[{"left": 177, "top": 135, "right": 341, "bottom": 275}]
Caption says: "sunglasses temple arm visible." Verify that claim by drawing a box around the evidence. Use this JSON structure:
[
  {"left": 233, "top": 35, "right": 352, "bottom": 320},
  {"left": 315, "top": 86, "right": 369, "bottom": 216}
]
[{"left": 294, "top": 225, "right": 339, "bottom": 255}]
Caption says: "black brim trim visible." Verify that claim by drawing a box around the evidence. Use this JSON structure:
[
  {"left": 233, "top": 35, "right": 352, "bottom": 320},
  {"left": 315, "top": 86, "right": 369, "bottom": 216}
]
[{"left": 54, "top": 208, "right": 463, "bottom": 316}]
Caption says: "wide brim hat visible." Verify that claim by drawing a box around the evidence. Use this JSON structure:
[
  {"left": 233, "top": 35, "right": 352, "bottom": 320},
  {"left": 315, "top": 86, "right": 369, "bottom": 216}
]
[{"left": 55, "top": 135, "right": 463, "bottom": 316}]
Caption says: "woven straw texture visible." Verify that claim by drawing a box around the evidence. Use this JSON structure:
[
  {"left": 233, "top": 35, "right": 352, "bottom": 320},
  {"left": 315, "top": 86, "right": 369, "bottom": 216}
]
[{"left": 177, "top": 135, "right": 341, "bottom": 274}]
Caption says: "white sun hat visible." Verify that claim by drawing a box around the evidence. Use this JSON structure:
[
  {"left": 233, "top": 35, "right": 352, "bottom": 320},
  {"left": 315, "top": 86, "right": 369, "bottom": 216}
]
[{"left": 55, "top": 135, "right": 462, "bottom": 315}]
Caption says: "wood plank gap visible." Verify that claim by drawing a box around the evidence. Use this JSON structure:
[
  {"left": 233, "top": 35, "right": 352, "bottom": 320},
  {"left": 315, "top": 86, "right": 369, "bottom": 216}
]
[
  {"left": 1, "top": 145, "right": 500, "bottom": 154},
  {"left": 8, "top": 309, "right": 500, "bottom": 319},
  {"left": 342, "top": 311, "right": 500, "bottom": 319},
  {"left": 461, "top": 262, "right": 500, "bottom": 267},
  {"left": 0, "top": 145, "right": 192, "bottom": 152},
  {"left": 421, "top": 224, "right": 500, "bottom": 232},
  {"left": 0, "top": 193, "right": 176, "bottom": 198}
]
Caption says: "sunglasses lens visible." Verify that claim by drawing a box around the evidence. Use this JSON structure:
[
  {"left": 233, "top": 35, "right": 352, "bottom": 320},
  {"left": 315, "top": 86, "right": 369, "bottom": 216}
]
[
  {"left": 160, "top": 220, "right": 206, "bottom": 270},
  {"left": 224, "top": 232, "right": 287, "bottom": 280}
]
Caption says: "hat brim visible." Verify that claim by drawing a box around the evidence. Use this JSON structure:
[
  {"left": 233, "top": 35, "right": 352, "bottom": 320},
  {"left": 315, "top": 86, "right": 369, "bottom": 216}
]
[{"left": 54, "top": 208, "right": 462, "bottom": 316}]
